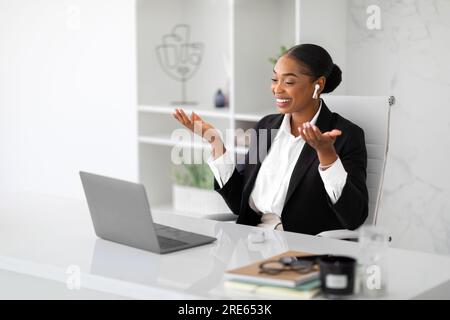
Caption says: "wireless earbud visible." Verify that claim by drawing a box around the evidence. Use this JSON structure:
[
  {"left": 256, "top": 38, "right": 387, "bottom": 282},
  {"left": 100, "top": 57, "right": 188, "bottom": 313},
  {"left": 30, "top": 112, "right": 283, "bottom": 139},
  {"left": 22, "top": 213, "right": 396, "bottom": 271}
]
[{"left": 313, "top": 84, "right": 320, "bottom": 99}]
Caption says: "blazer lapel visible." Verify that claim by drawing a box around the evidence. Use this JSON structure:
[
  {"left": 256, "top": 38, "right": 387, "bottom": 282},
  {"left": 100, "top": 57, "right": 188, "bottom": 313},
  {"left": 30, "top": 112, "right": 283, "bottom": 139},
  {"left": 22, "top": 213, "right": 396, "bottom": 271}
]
[{"left": 283, "top": 102, "right": 334, "bottom": 207}]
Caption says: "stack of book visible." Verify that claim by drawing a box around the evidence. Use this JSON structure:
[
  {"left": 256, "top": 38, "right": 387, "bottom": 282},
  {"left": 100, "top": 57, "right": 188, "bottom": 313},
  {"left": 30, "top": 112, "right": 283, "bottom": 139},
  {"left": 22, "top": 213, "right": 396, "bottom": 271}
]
[{"left": 224, "top": 250, "right": 322, "bottom": 299}]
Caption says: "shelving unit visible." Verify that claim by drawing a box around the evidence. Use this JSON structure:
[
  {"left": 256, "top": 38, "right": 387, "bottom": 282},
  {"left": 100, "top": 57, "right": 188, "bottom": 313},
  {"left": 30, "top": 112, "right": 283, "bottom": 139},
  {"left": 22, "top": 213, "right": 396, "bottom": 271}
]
[{"left": 136, "top": 0, "right": 299, "bottom": 216}]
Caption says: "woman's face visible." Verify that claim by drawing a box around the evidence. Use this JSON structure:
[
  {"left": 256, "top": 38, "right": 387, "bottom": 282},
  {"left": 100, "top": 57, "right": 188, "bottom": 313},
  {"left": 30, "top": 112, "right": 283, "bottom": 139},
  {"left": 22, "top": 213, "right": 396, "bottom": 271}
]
[{"left": 271, "top": 55, "right": 317, "bottom": 114}]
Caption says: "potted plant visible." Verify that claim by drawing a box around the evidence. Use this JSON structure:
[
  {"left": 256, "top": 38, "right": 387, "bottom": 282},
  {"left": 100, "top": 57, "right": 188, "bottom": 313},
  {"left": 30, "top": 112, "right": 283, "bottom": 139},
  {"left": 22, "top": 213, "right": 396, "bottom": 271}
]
[{"left": 171, "top": 163, "right": 231, "bottom": 217}]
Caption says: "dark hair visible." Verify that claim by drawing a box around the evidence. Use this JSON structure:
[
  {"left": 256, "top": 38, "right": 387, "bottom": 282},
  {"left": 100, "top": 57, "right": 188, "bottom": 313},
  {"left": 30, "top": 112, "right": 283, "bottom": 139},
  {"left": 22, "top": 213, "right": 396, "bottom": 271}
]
[{"left": 284, "top": 44, "right": 342, "bottom": 93}]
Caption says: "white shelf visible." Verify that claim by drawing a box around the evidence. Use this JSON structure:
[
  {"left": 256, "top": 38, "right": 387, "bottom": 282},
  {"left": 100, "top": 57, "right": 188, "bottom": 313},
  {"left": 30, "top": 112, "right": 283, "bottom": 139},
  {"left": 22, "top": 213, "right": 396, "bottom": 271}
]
[
  {"left": 138, "top": 105, "right": 232, "bottom": 120},
  {"left": 138, "top": 134, "right": 248, "bottom": 155},
  {"left": 139, "top": 105, "right": 275, "bottom": 123},
  {"left": 138, "top": 134, "right": 210, "bottom": 149}
]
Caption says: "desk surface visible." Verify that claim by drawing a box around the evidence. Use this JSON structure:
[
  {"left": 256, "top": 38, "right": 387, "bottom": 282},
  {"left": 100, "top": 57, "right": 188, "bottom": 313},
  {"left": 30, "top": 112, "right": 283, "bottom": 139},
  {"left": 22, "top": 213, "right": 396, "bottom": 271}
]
[{"left": 1, "top": 192, "right": 450, "bottom": 300}]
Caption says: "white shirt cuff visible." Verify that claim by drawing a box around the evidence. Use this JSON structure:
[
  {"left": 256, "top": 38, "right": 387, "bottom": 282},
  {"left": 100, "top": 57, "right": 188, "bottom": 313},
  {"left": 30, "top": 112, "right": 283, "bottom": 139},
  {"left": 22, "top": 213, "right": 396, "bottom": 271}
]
[
  {"left": 256, "top": 213, "right": 283, "bottom": 230},
  {"left": 207, "top": 151, "right": 235, "bottom": 189},
  {"left": 318, "top": 157, "right": 348, "bottom": 205}
]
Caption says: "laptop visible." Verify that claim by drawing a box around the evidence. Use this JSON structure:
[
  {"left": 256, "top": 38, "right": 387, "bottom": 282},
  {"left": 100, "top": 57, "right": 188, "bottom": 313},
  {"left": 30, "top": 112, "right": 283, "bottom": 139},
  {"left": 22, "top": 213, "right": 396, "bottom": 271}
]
[{"left": 79, "top": 171, "right": 216, "bottom": 254}]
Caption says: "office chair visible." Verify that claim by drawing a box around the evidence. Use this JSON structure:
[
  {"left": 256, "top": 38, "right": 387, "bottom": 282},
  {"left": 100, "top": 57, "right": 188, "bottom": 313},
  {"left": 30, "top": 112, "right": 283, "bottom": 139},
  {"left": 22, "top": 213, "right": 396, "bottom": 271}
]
[{"left": 316, "top": 95, "right": 395, "bottom": 240}]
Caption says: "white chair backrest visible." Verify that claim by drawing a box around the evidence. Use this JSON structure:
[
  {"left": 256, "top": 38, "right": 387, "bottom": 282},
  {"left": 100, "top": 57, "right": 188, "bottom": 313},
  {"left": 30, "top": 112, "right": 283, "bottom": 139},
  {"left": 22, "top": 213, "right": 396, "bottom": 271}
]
[{"left": 321, "top": 95, "right": 394, "bottom": 226}]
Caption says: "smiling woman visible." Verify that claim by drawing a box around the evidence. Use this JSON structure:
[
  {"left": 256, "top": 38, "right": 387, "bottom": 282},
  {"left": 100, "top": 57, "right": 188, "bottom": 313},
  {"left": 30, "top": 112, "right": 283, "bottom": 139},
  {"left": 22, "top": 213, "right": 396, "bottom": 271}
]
[{"left": 173, "top": 44, "right": 369, "bottom": 236}]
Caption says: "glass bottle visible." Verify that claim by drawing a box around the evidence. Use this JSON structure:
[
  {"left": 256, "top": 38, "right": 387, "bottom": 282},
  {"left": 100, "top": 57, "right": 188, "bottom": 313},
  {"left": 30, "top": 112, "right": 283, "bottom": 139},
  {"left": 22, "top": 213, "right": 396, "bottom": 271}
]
[{"left": 357, "top": 225, "right": 390, "bottom": 297}]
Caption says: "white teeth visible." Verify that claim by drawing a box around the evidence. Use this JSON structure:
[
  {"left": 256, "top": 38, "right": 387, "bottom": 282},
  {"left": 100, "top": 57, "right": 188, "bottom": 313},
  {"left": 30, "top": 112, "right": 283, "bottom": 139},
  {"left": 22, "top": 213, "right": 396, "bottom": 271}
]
[{"left": 277, "top": 99, "right": 291, "bottom": 103}]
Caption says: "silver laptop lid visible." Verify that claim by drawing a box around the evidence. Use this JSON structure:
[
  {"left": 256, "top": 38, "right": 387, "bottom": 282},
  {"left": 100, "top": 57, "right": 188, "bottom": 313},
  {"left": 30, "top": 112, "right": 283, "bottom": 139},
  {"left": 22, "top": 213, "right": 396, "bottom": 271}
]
[{"left": 79, "top": 171, "right": 161, "bottom": 253}]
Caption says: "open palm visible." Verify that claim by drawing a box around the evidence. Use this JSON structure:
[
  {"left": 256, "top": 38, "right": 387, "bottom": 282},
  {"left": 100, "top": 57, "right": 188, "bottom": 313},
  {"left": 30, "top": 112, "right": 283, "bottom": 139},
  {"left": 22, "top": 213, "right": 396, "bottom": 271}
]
[
  {"left": 299, "top": 122, "right": 342, "bottom": 152},
  {"left": 172, "top": 108, "right": 220, "bottom": 144}
]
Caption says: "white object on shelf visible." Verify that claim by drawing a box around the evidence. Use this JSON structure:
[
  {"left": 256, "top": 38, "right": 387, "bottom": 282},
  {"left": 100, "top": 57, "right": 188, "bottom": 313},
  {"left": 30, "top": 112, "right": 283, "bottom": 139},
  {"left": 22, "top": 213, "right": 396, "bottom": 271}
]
[{"left": 172, "top": 185, "right": 232, "bottom": 218}]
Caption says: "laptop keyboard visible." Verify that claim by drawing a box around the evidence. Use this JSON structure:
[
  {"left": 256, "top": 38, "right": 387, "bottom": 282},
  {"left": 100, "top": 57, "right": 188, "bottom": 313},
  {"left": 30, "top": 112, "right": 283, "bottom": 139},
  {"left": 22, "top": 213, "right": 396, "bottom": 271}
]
[{"left": 157, "top": 235, "right": 188, "bottom": 249}]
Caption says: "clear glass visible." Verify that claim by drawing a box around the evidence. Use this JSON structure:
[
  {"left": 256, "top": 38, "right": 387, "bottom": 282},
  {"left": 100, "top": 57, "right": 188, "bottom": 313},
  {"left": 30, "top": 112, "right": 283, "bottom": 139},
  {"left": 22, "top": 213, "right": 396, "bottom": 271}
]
[{"left": 357, "top": 225, "right": 390, "bottom": 297}]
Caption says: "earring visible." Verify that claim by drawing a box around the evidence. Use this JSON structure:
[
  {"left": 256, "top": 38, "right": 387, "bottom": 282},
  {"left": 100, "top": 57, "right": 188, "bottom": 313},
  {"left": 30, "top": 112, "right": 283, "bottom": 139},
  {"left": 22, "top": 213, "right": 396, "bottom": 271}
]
[{"left": 312, "top": 84, "right": 320, "bottom": 99}]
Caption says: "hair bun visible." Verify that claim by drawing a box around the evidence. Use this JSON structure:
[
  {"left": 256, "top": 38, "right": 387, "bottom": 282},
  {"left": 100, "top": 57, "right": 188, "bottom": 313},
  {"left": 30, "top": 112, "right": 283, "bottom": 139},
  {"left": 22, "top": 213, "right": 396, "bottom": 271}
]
[{"left": 323, "top": 64, "right": 342, "bottom": 93}]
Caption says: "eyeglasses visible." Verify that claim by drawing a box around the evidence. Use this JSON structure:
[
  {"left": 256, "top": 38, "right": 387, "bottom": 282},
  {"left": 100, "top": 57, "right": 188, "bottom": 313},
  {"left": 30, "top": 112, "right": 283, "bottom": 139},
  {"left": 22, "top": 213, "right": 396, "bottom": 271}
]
[{"left": 259, "top": 255, "right": 330, "bottom": 275}]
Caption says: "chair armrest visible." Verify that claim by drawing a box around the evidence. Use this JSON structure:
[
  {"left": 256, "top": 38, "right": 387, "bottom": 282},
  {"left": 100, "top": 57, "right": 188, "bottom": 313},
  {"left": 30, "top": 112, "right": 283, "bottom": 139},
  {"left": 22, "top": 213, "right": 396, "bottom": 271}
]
[{"left": 316, "top": 229, "right": 359, "bottom": 241}]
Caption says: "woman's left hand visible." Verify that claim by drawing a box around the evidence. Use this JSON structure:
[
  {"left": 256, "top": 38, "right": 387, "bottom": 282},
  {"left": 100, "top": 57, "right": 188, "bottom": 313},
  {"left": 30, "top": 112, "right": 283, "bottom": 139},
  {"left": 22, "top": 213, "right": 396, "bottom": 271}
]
[{"left": 298, "top": 123, "right": 342, "bottom": 167}]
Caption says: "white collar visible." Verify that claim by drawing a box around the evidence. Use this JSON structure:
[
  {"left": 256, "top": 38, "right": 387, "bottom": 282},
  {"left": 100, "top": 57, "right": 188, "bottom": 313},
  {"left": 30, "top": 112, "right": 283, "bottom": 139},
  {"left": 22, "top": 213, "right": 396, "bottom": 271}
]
[{"left": 274, "top": 99, "right": 323, "bottom": 142}]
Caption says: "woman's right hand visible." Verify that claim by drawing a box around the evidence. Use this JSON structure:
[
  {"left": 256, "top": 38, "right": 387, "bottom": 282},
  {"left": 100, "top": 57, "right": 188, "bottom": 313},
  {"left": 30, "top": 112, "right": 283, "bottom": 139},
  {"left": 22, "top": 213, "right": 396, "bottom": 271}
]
[{"left": 172, "top": 108, "right": 222, "bottom": 145}]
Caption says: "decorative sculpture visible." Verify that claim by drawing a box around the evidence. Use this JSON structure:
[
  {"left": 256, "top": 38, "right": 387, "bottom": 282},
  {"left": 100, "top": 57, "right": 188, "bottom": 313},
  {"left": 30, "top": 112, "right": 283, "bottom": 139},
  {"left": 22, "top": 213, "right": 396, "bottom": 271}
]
[{"left": 156, "top": 24, "right": 204, "bottom": 105}]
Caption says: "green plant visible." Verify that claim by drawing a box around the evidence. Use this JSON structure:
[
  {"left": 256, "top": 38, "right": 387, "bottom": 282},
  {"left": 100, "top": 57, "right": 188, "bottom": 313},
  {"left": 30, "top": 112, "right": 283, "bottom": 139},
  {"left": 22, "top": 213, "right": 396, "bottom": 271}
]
[
  {"left": 268, "top": 45, "right": 288, "bottom": 65},
  {"left": 171, "top": 163, "right": 214, "bottom": 190}
]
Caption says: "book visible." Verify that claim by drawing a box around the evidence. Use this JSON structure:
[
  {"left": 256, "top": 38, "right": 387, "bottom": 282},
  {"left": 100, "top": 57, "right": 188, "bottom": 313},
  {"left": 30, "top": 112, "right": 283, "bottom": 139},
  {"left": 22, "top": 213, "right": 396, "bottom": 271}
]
[
  {"left": 224, "top": 250, "right": 320, "bottom": 288},
  {"left": 224, "top": 279, "right": 321, "bottom": 299}
]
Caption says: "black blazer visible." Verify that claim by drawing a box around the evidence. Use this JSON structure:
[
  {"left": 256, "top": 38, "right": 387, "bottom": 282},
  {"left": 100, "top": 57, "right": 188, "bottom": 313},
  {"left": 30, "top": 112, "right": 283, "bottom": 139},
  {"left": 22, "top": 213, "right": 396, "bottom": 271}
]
[{"left": 214, "top": 101, "right": 368, "bottom": 235}]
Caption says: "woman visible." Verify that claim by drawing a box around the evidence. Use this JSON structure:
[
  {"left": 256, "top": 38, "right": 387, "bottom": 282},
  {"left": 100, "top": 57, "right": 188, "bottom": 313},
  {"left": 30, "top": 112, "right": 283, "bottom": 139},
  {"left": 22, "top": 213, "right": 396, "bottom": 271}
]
[{"left": 173, "top": 44, "right": 368, "bottom": 235}]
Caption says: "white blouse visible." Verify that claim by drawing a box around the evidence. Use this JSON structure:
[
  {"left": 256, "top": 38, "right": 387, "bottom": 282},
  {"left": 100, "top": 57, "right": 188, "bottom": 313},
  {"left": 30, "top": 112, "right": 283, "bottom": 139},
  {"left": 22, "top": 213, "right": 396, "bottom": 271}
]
[{"left": 207, "top": 103, "right": 348, "bottom": 230}]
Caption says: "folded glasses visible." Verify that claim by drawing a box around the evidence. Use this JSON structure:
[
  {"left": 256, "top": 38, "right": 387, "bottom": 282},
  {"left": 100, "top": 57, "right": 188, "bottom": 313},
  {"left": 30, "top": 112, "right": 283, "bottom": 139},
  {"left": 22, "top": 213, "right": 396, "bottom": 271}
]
[{"left": 259, "top": 255, "right": 330, "bottom": 275}]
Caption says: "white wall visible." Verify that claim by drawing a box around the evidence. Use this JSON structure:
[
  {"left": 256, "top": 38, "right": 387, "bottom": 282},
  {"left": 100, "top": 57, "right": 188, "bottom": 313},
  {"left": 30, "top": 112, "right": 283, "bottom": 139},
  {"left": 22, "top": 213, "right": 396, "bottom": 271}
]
[
  {"left": 234, "top": 0, "right": 297, "bottom": 113},
  {"left": 299, "top": 0, "right": 348, "bottom": 94},
  {"left": 297, "top": 0, "right": 450, "bottom": 255},
  {"left": 346, "top": 0, "right": 450, "bottom": 254},
  {"left": 0, "top": 0, "right": 137, "bottom": 199}
]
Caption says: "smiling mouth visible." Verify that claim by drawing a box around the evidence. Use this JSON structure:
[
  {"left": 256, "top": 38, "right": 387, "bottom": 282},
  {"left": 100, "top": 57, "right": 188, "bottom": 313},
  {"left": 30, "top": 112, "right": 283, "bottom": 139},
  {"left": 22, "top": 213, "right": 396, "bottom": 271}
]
[{"left": 276, "top": 98, "right": 292, "bottom": 108}]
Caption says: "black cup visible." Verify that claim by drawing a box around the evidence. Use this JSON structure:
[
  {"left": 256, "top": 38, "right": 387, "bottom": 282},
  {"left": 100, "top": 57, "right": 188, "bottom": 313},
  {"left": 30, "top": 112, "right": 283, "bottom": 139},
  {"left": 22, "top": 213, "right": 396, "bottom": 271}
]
[{"left": 319, "top": 255, "right": 356, "bottom": 298}]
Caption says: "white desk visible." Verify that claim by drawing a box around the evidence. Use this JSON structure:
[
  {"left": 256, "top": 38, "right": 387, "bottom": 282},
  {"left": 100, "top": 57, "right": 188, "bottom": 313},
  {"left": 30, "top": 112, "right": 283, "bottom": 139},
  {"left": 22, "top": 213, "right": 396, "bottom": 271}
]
[{"left": 1, "top": 192, "right": 450, "bottom": 300}]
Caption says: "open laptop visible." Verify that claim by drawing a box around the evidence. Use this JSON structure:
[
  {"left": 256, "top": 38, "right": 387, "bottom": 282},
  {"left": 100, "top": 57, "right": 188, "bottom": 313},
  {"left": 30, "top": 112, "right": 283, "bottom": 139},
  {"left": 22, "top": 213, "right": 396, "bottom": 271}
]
[{"left": 79, "top": 171, "right": 216, "bottom": 254}]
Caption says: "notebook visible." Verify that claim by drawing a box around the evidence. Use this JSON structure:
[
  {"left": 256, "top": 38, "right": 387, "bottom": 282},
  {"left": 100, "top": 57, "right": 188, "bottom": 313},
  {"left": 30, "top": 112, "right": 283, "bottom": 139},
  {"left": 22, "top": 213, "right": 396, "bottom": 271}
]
[
  {"left": 224, "top": 250, "right": 320, "bottom": 288},
  {"left": 224, "top": 279, "right": 321, "bottom": 299}
]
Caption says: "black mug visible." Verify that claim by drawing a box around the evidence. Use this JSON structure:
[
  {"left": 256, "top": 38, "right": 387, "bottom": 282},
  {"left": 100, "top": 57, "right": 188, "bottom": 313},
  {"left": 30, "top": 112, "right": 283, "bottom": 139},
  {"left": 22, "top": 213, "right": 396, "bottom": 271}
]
[{"left": 319, "top": 255, "right": 356, "bottom": 298}]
